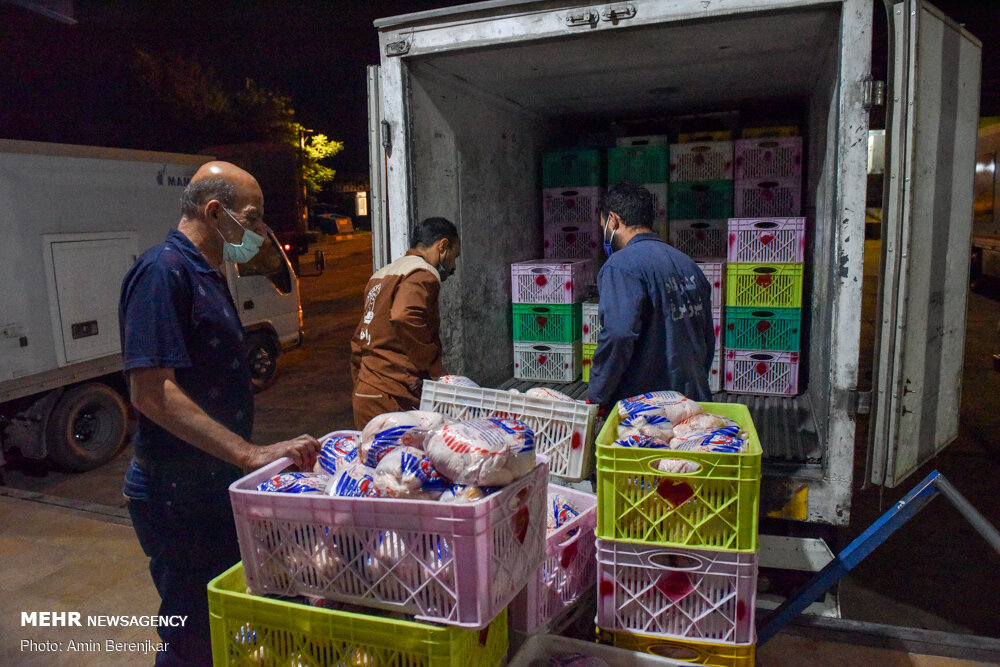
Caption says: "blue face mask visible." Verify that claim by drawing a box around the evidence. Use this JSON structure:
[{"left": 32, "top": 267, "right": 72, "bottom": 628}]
[
  {"left": 602, "top": 217, "right": 617, "bottom": 257},
  {"left": 219, "top": 206, "right": 266, "bottom": 263}
]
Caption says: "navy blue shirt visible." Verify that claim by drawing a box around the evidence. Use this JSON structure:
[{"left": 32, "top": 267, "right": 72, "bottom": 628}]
[
  {"left": 119, "top": 230, "right": 252, "bottom": 496},
  {"left": 587, "top": 233, "right": 715, "bottom": 405}
]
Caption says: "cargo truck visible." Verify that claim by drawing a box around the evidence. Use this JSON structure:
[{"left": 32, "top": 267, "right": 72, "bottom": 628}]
[
  {"left": 0, "top": 140, "right": 311, "bottom": 471},
  {"left": 367, "top": 0, "right": 981, "bottom": 530}
]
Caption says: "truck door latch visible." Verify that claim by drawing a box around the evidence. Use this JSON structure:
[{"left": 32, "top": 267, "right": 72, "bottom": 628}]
[
  {"left": 852, "top": 390, "right": 873, "bottom": 416},
  {"left": 862, "top": 78, "right": 886, "bottom": 110},
  {"left": 565, "top": 10, "right": 599, "bottom": 27},
  {"left": 385, "top": 39, "right": 410, "bottom": 57},
  {"left": 602, "top": 4, "right": 636, "bottom": 24}
]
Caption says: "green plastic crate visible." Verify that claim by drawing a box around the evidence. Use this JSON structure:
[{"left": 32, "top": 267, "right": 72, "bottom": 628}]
[
  {"left": 582, "top": 342, "right": 597, "bottom": 382},
  {"left": 542, "top": 149, "right": 605, "bottom": 188},
  {"left": 668, "top": 180, "right": 733, "bottom": 219},
  {"left": 512, "top": 302, "right": 582, "bottom": 343},
  {"left": 724, "top": 306, "right": 802, "bottom": 351},
  {"left": 607, "top": 146, "right": 669, "bottom": 184},
  {"left": 595, "top": 402, "right": 761, "bottom": 552},
  {"left": 724, "top": 263, "right": 804, "bottom": 308},
  {"left": 208, "top": 563, "right": 508, "bottom": 667}
]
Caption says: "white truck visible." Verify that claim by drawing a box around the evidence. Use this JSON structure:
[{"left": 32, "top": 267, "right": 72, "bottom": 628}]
[
  {"left": 972, "top": 122, "right": 1000, "bottom": 287},
  {"left": 0, "top": 140, "right": 308, "bottom": 471},
  {"left": 368, "top": 0, "right": 980, "bottom": 527}
]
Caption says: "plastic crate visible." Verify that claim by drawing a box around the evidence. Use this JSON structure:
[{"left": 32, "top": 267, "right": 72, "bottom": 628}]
[
  {"left": 727, "top": 217, "right": 805, "bottom": 263},
  {"left": 208, "top": 563, "right": 509, "bottom": 667},
  {"left": 543, "top": 225, "right": 601, "bottom": 260},
  {"left": 230, "top": 458, "right": 547, "bottom": 629},
  {"left": 708, "top": 351, "right": 723, "bottom": 394},
  {"left": 608, "top": 145, "right": 669, "bottom": 184},
  {"left": 724, "top": 349, "right": 800, "bottom": 396},
  {"left": 511, "top": 258, "right": 594, "bottom": 304},
  {"left": 510, "top": 633, "right": 689, "bottom": 666},
  {"left": 647, "top": 182, "right": 669, "bottom": 229},
  {"left": 724, "top": 307, "right": 802, "bottom": 352},
  {"left": 669, "top": 181, "right": 733, "bottom": 220},
  {"left": 514, "top": 340, "right": 582, "bottom": 383},
  {"left": 512, "top": 302, "right": 582, "bottom": 344},
  {"left": 582, "top": 342, "right": 597, "bottom": 383},
  {"left": 582, "top": 300, "right": 601, "bottom": 344},
  {"left": 669, "top": 142, "right": 733, "bottom": 182},
  {"left": 595, "top": 402, "right": 761, "bottom": 552},
  {"left": 669, "top": 219, "right": 728, "bottom": 259},
  {"left": 509, "top": 485, "right": 597, "bottom": 633},
  {"left": 598, "top": 628, "right": 755, "bottom": 667},
  {"left": 617, "top": 135, "right": 670, "bottom": 147},
  {"left": 596, "top": 540, "right": 757, "bottom": 644},
  {"left": 419, "top": 380, "right": 597, "bottom": 481},
  {"left": 543, "top": 187, "right": 604, "bottom": 229},
  {"left": 712, "top": 307, "right": 722, "bottom": 352},
  {"left": 740, "top": 125, "right": 800, "bottom": 139},
  {"left": 542, "top": 149, "right": 605, "bottom": 188},
  {"left": 734, "top": 136, "right": 803, "bottom": 182},
  {"left": 696, "top": 261, "right": 724, "bottom": 309},
  {"left": 733, "top": 178, "right": 801, "bottom": 217},
  {"left": 725, "top": 263, "right": 804, "bottom": 308}
]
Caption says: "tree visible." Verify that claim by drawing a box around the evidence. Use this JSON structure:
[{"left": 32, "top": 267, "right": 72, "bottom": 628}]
[{"left": 295, "top": 123, "right": 344, "bottom": 193}]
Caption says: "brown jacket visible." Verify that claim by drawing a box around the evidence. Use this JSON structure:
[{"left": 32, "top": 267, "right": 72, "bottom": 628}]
[{"left": 350, "top": 251, "right": 447, "bottom": 402}]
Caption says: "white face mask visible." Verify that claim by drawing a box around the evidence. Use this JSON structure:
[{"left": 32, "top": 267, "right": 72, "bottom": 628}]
[{"left": 219, "top": 206, "right": 265, "bottom": 263}]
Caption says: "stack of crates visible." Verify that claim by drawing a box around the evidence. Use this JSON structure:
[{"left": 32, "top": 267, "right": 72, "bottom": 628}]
[
  {"left": 593, "top": 401, "right": 762, "bottom": 665},
  {"left": 668, "top": 133, "right": 734, "bottom": 259},
  {"left": 609, "top": 136, "right": 670, "bottom": 240},
  {"left": 542, "top": 149, "right": 605, "bottom": 260},
  {"left": 725, "top": 130, "right": 805, "bottom": 396},
  {"left": 511, "top": 259, "right": 594, "bottom": 383},
  {"left": 581, "top": 299, "right": 600, "bottom": 382}
]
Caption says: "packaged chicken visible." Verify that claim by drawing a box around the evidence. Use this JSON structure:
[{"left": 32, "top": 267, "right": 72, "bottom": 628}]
[
  {"left": 617, "top": 391, "right": 704, "bottom": 425},
  {"left": 373, "top": 446, "right": 449, "bottom": 499},
  {"left": 617, "top": 414, "right": 675, "bottom": 443},
  {"left": 524, "top": 387, "right": 581, "bottom": 402},
  {"left": 314, "top": 431, "right": 362, "bottom": 474},
  {"left": 359, "top": 411, "right": 450, "bottom": 465},
  {"left": 671, "top": 413, "right": 743, "bottom": 443},
  {"left": 326, "top": 464, "right": 382, "bottom": 498},
  {"left": 424, "top": 418, "right": 535, "bottom": 486},
  {"left": 547, "top": 493, "right": 581, "bottom": 532},
  {"left": 436, "top": 375, "right": 480, "bottom": 387},
  {"left": 438, "top": 484, "right": 501, "bottom": 503},
  {"left": 256, "top": 472, "right": 329, "bottom": 494}
]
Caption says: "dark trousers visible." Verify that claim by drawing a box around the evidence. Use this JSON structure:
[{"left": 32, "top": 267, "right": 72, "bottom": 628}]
[{"left": 128, "top": 491, "right": 241, "bottom": 666}]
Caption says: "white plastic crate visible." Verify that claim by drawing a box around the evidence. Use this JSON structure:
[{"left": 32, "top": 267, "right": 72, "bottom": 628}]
[
  {"left": 543, "top": 225, "right": 601, "bottom": 260},
  {"left": 514, "top": 341, "right": 582, "bottom": 384},
  {"left": 669, "top": 219, "right": 728, "bottom": 259},
  {"left": 419, "top": 380, "right": 596, "bottom": 481},
  {"left": 669, "top": 141, "right": 734, "bottom": 182},
  {"left": 712, "top": 306, "right": 722, "bottom": 351},
  {"left": 509, "top": 634, "right": 688, "bottom": 666},
  {"left": 709, "top": 351, "right": 722, "bottom": 393},
  {"left": 511, "top": 258, "right": 594, "bottom": 304},
  {"left": 582, "top": 300, "right": 601, "bottom": 344},
  {"left": 616, "top": 135, "right": 670, "bottom": 147},
  {"left": 596, "top": 539, "right": 758, "bottom": 645},
  {"left": 727, "top": 217, "right": 806, "bottom": 263},
  {"left": 696, "top": 261, "right": 724, "bottom": 309},
  {"left": 734, "top": 136, "right": 803, "bottom": 181},
  {"left": 733, "top": 178, "right": 802, "bottom": 218},
  {"left": 724, "top": 349, "right": 800, "bottom": 396},
  {"left": 509, "top": 485, "right": 597, "bottom": 633},
  {"left": 230, "top": 458, "right": 548, "bottom": 629},
  {"left": 543, "top": 187, "right": 603, "bottom": 229}
]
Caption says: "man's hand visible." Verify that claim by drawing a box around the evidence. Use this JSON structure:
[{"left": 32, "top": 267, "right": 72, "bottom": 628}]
[{"left": 241, "top": 434, "right": 322, "bottom": 472}]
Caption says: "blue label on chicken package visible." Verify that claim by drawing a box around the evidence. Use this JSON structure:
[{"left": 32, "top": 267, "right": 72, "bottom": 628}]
[
  {"left": 486, "top": 418, "right": 535, "bottom": 450},
  {"left": 330, "top": 466, "right": 378, "bottom": 497},
  {"left": 613, "top": 434, "right": 669, "bottom": 449},
  {"left": 398, "top": 449, "right": 449, "bottom": 491},
  {"left": 317, "top": 435, "right": 360, "bottom": 474},
  {"left": 257, "top": 472, "right": 327, "bottom": 494}
]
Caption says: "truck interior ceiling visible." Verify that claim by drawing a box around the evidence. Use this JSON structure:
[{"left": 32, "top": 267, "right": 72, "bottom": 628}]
[{"left": 406, "top": 4, "right": 846, "bottom": 470}]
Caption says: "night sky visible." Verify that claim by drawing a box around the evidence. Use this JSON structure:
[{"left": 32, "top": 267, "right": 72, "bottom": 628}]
[{"left": 2, "top": 1, "right": 998, "bottom": 179}]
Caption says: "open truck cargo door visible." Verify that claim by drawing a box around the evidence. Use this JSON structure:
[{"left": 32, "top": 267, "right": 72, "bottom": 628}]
[
  {"left": 868, "top": 0, "right": 981, "bottom": 488},
  {"left": 368, "top": 64, "right": 392, "bottom": 271}
]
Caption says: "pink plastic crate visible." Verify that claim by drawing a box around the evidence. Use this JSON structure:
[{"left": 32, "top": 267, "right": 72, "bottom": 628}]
[
  {"left": 734, "top": 137, "right": 803, "bottom": 181},
  {"left": 514, "top": 341, "right": 581, "bottom": 383},
  {"left": 596, "top": 540, "right": 758, "bottom": 645},
  {"left": 582, "top": 301, "right": 601, "bottom": 344},
  {"left": 511, "top": 259, "right": 595, "bottom": 304},
  {"left": 733, "top": 179, "right": 801, "bottom": 218},
  {"left": 712, "top": 307, "right": 722, "bottom": 351},
  {"left": 230, "top": 457, "right": 548, "bottom": 629},
  {"left": 509, "top": 485, "right": 597, "bottom": 633},
  {"left": 543, "top": 225, "right": 601, "bottom": 260},
  {"left": 727, "top": 218, "right": 806, "bottom": 264},
  {"left": 669, "top": 219, "right": 728, "bottom": 259},
  {"left": 724, "top": 349, "right": 800, "bottom": 396},
  {"left": 709, "top": 351, "right": 722, "bottom": 394},
  {"left": 543, "top": 187, "right": 603, "bottom": 229},
  {"left": 669, "top": 141, "right": 734, "bottom": 182},
  {"left": 696, "top": 261, "right": 724, "bottom": 309}
]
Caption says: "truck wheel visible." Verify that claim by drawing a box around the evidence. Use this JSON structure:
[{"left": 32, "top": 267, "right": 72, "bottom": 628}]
[
  {"left": 45, "top": 383, "right": 128, "bottom": 472},
  {"left": 246, "top": 331, "right": 279, "bottom": 392}
]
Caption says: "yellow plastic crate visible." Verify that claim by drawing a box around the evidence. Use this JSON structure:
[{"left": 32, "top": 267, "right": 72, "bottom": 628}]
[
  {"left": 582, "top": 342, "right": 597, "bottom": 382},
  {"left": 208, "top": 563, "right": 508, "bottom": 667},
  {"left": 724, "top": 263, "right": 804, "bottom": 309},
  {"left": 595, "top": 402, "right": 761, "bottom": 552},
  {"left": 598, "top": 627, "right": 755, "bottom": 667}
]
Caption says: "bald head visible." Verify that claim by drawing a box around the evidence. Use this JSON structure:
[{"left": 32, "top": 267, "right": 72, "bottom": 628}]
[{"left": 180, "top": 161, "right": 263, "bottom": 221}]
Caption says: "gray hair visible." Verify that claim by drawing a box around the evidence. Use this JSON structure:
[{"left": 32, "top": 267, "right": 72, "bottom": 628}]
[{"left": 180, "top": 177, "right": 237, "bottom": 219}]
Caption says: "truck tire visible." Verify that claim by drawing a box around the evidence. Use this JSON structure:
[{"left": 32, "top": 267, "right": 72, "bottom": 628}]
[
  {"left": 45, "top": 383, "right": 128, "bottom": 472},
  {"left": 246, "top": 331, "right": 279, "bottom": 392}
]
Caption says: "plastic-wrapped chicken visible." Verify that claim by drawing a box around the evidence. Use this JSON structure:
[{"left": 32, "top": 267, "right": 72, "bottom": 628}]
[
  {"left": 617, "top": 414, "right": 675, "bottom": 443},
  {"left": 617, "top": 391, "right": 704, "bottom": 426},
  {"left": 670, "top": 413, "right": 744, "bottom": 444},
  {"left": 612, "top": 434, "right": 670, "bottom": 449},
  {"left": 657, "top": 433, "right": 748, "bottom": 474},
  {"left": 373, "top": 446, "right": 448, "bottom": 499},
  {"left": 547, "top": 493, "right": 581, "bottom": 532},
  {"left": 525, "top": 387, "right": 581, "bottom": 403},
  {"left": 326, "top": 464, "right": 382, "bottom": 498},
  {"left": 359, "top": 411, "right": 449, "bottom": 465},
  {"left": 436, "top": 375, "right": 480, "bottom": 387},
  {"left": 438, "top": 484, "right": 501, "bottom": 503},
  {"left": 314, "top": 431, "right": 362, "bottom": 474},
  {"left": 256, "top": 472, "right": 329, "bottom": 494},
  {"left": 424, "top": 418, "right": 536, "bottom": 486}
]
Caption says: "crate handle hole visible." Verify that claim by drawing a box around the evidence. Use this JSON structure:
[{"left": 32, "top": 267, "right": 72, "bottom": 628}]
[
  {"left": 754, "top": 221, "right": 779, "bottom": 229},
  {"left": 652, "top": 459, "right": 702, "bottom": 476},
  {"left": 562, "top": 226, "right": 580, "bottom": 233},
  {"left": 750, "top": 353, "right": 775, "bottom": 361},
  {"left": 561, "top": 190, "right": 579, "bottom": 197},
  {"left": 753, "top": 266, "right": 777, "bottom": 275},
  {"left": 649, "top": 645, "right": 701, "bottom": 661},
  {"left": 760, "top": 140, "right": 780, "bottom": 148},
  {"left": 691, "top": 145, "right": 710, "bottom": 153},
  {"left": 648, "top": 553, "right": 702, "bottom": 571},
  {"left": 691, "top": 223, "right": 709, "bottom": 229},
  {"left": 557, "top": 526, "right": 581, "bottom": 547},
  {"left": 758, "top": 181, "right": 779, "bottom": 189},
  {"left": 751, "top": 310, "right": 775, "bottom": 318}
]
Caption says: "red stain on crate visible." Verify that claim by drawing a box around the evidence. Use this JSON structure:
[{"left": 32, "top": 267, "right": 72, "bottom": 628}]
[
  {"left": 737, "top": 600, "right": 749, "bottom": 620},
  {"left": 571, "top": 432, "right": 582, "bottom": 450},
  {"left": 655, "top": 571, "right": 695, "bottom": 603},
  {"left": 755, "top": 362, "right": 769, "bottom": 375},
  {"left": 564, "top": 280, "right": 573, "bottom": 291},
  {"left": 560, "top": 541, "right": 578, "bottom": 569},
  {"left": 583, "top": 324, "right": 590, "bottom": 335},
  {"left": 657, "top": 479, "right": 695, "bottom": 507},
  {"left": 760, "top": 234, "right": 774, "bottom": 246},
  {"left": 755, "top": 275, "right": 773, "bottom": 289},
  {"left": 512, "top": 507, "right": 530, "bottom": 544},
  {"left": 536, "top": 316, "right": 548, "bottom": 328},
  {"left": 756, "top": 320, "right": 771, "bottom": 334},
  {"left": 537, "top": 355, "right": 548, "bottom": 365},
  {"left": 535, "top": 275, "right": 548, "bottom": 287},
  {"left": 599, "top": 578, "right": 615, "bottom": 597}
]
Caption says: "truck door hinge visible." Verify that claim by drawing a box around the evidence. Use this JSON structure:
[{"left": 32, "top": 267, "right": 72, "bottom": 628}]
[
  {"left": 385, "top": 39, "right": 410, "bottom": 57},
  {"left": 862, "top": 78, "right": 886, "bottom": 110},
  {"left": 602, "top": 4, "right": 636, "bottom": 24},
  {"left": 853, "top": 390, "right": 873, "bottom": 416},
  {"left": 565, "top": 10, "right": 599, "bottom": 27}
]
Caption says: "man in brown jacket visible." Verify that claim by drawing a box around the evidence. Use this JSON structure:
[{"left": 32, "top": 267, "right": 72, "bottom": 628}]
[{"left": 350, "top": 217, "right": 460, "bottom": 428}]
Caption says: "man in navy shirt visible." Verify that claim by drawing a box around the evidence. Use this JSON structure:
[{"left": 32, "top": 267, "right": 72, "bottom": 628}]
[
  {"left": 119, "top": 161, "right": 320, "bottom": 665},
  {"left": 587, "top": 182, "right": 715, "bottom": 407}
]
